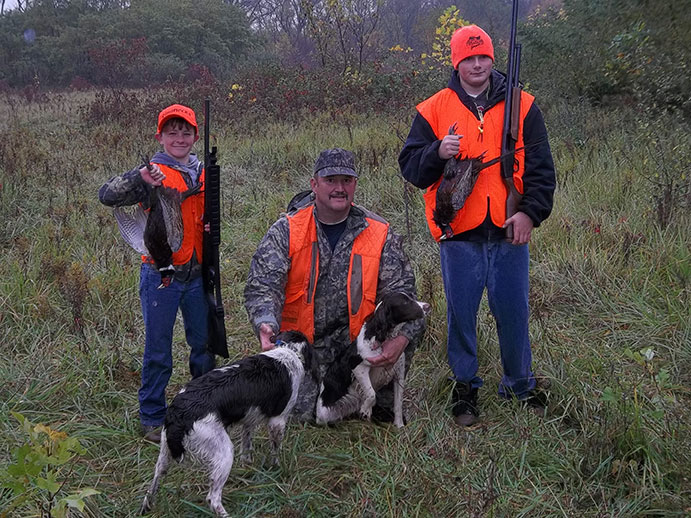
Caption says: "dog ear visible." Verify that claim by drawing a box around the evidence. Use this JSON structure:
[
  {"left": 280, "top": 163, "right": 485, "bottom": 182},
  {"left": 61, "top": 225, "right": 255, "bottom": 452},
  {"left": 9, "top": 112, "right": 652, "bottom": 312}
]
[
  {"left": 367, "top": 298, "right": 393, "bottom": 343},
  {"left": 302, "top": 342, "right": 316, "bottom": 380},
  {"left": 348, "top": 349, "right": 363, "bottom": 370},
  {"left": 320, "top": 348, "right": 357, "bottom": 406}
]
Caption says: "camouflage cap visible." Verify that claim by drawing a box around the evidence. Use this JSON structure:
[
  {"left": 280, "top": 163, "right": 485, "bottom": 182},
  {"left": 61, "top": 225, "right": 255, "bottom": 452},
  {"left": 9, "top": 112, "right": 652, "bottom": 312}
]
[{"left": 313, "top": 148, "right": 358, "bottom": 178}]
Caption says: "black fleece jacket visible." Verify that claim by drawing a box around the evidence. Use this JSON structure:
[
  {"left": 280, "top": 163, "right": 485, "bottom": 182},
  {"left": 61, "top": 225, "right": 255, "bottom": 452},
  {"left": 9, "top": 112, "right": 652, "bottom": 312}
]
[{"left": 398, "top": 69, "right": 556, "bottom": 238}]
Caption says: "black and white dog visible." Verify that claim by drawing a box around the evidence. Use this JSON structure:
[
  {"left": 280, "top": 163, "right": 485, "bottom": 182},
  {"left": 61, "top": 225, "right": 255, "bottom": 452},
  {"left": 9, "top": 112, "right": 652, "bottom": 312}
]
[
  {"left": 140, "top": 331, "right": 312, "bottom": 518},
  {"left": 316, "top": 292, "right": 430, "bottom": 428}
]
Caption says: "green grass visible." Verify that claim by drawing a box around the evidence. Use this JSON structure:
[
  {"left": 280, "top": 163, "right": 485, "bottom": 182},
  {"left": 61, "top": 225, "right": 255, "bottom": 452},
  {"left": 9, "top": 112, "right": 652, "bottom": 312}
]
[{"left": 0, "top": 90, "right": 689, "bottom": 517}]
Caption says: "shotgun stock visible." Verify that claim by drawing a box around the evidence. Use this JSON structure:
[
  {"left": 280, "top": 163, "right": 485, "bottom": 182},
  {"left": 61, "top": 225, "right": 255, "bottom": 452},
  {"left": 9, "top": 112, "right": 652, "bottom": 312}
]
[{"left": 202, "top": 99, "right": 228, "bottom": 358}]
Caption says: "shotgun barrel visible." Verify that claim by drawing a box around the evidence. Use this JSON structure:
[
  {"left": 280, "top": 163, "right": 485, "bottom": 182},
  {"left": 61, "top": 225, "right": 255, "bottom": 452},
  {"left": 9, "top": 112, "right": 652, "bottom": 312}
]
[
  {"left": 202, "top": 99, "right": 228, "bottom": 358},
  {"left": 500, "top": 0, "right": 523, "bottom": 241}
]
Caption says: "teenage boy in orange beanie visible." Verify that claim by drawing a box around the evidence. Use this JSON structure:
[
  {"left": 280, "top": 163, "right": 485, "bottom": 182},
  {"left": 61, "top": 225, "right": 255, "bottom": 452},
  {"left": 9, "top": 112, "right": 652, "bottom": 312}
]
[
  {"left": 398, "top": 25, "right": 556, "bottom": 427},
  {"left": 99, "top": 104, "right": 215, "bottom": 442}
]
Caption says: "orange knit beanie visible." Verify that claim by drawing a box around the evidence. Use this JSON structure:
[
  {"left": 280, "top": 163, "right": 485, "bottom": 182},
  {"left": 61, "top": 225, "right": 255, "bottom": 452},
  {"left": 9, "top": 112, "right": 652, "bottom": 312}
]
[{"left": 450, "top": 25, "right": 495, "bottom": 69}]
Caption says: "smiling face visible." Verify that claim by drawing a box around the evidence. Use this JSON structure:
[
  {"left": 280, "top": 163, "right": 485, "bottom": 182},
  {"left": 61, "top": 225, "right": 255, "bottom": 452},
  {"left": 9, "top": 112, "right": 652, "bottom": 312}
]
[
  {"left": 155, "top": 119, "right": 199, "bottom": 163},
  {"left": 457, "top": 55, "right": 493, "bottom": 95},
  {"left": 310, "top": 174, "right": 357, "bottom": 223}
]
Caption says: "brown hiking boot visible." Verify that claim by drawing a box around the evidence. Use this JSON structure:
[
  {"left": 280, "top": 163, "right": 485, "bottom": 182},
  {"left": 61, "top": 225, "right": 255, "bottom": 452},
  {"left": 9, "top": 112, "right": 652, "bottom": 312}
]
[
  {"left": 141, "top": 424, "right": 162, "bottom": 443},
  {"left": 452, "top": 381, "right": 479, "bottom": 427}
]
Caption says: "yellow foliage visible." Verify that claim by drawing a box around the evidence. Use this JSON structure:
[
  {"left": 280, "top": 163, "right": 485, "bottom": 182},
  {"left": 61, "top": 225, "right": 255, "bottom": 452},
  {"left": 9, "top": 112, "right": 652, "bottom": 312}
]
[
  {"left": 431, "top": 6, "right": 470, "bottom": 67},
  {"left": 35, "top": 423, "right": 68, "bottom": 443}
]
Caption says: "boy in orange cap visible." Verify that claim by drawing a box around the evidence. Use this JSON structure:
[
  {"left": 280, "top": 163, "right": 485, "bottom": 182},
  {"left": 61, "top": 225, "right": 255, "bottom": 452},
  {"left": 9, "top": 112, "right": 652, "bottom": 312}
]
[
  {"left": 399, "top": 25, "right": 556, "bottom": 427},
  {"left": 98, "top": 104, "right": 214, "bottom": 442}
]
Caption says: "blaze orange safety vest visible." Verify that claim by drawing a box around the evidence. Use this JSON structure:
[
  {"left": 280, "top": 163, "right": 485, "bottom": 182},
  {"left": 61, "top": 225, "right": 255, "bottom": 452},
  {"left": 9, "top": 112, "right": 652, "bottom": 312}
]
[
  {"left": 141, "top": 163, "right": 205, "bottom": 265},
  {"left": 417, "top": 88, "right": 534, "bottom": 242},
  {"left": 280, "top": 205, "right": 389, "bottom": 343}
]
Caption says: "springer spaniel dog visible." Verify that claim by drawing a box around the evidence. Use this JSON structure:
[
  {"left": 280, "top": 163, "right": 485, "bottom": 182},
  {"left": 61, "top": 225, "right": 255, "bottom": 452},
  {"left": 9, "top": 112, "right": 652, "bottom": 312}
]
[
  {"left": 140, "top": 331, "right": 312, "bottom": 518},
  {"left": 316, "top": 292, "right": 430, "bottom": 428}
]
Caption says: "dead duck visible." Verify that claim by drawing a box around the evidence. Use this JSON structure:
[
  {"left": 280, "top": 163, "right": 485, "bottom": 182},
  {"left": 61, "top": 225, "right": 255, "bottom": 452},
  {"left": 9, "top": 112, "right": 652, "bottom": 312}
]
[
  {"left": 113, "top": 182, "right": 200, "bottom": 289},
  {"left": 143, "top": 184, "right": 200, "bottom": 288}
]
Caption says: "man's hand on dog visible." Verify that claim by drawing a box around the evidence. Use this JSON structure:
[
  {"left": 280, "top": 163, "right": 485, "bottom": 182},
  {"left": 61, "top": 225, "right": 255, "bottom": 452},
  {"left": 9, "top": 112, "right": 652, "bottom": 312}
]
[
  {"left": 367, "top": 335, "right": 409, "bottom": 367},
  {"left": 259, "top": 323, "right": 276, "bottom": 351}
]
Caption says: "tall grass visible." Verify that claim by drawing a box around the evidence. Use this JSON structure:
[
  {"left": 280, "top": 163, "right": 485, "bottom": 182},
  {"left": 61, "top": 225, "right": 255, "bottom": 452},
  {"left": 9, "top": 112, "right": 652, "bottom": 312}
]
[{"left": 0, "top": 89, "right": 688, "bottom": 517}]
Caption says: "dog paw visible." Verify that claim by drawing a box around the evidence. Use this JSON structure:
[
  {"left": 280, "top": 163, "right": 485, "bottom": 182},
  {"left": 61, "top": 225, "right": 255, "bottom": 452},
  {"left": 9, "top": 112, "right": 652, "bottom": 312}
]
[
  {"left": 358, "top": 410, "right": 372, "bottom": 421},
  {"left": 207, "top": 499, "right": 229, "bottom": 518},
  {"left": 139, "top": 496, "right": 153, "bottom": 515}
]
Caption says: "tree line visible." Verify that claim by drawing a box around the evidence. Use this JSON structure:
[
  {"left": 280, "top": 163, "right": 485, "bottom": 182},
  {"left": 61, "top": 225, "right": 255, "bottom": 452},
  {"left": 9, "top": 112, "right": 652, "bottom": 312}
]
[{"left": 0, "top": 0, "right": 688, "bottom": 119}]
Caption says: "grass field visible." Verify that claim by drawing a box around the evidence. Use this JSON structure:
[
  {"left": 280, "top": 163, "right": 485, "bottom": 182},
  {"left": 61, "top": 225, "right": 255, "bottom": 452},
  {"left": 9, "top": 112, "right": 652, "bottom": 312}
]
[{"left": 0, "top": 89, "right": 689, "bottom": 517}]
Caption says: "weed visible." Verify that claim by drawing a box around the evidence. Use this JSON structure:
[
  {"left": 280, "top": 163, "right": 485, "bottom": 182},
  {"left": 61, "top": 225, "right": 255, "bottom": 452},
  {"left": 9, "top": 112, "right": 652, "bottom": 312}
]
[{"left": 0, "top": 413, "right": 99, "bottom": 518}]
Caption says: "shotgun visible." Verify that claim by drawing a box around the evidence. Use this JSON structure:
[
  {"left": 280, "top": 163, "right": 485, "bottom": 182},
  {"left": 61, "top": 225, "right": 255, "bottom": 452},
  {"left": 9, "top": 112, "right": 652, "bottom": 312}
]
[
  {"left": 202, "top": 99, "right": 229, "bottom": 358},
  {"left": 500, "top": 0, "right": 523, "bottom": 241}
]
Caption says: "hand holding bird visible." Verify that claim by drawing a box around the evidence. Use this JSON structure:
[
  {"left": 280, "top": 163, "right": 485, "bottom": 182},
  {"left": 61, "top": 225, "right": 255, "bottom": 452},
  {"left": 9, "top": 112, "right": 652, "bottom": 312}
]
[
  {"left": 438, "top": 123, "right": 463, "bottom": 159},
  {"left": 140, "top": 163, "right": 166, "bottom": 186}
]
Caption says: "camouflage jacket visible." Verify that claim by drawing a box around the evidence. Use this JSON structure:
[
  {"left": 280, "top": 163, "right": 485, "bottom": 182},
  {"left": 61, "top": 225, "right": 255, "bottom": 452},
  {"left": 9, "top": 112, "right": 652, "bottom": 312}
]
[
  {"left": 98, "top": 152, "right": 203, "bottom": 209},
  {"left": 98, "top": 166, "right": 154, "bottom": 208},
  {"left": 244, "top": 204, "right": 425, "bottom": 360}
]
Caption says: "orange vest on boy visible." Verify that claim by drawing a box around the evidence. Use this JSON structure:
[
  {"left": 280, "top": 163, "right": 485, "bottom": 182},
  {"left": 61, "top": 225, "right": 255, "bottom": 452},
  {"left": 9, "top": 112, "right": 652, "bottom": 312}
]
[
  {"left": 280, "top": 205, "right": 389, "bottom": 343},
  {"left": 416, "top": 88, "right": 534, "bottom": 242},
  {"left": 141, "top": 163, "right": 205, "bottom": 265}
]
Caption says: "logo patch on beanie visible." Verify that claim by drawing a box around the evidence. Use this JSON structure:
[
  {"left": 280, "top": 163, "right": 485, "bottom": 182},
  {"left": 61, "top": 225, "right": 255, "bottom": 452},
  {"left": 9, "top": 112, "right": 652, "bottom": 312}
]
[{"left": 467, "top": 36, "right": 484, "bottom": 49}]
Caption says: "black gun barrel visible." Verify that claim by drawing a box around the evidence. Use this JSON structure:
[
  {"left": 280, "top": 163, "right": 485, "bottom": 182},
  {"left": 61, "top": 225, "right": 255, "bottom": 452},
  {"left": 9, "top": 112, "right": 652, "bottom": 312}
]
[
  {"left": 501, "top": 0, "right": 521, "bottom": 176},
  {"left": 501, "top": 0, "right": 522, "bottom": 241},
  {"left": 202, "top": 99, "right": 228, "bottom": 358}
]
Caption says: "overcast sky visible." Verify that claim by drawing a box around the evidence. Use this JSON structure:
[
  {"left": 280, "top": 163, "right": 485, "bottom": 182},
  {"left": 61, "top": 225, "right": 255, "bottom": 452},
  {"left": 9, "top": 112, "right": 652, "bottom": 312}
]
[{"left": 3, "top": 0, "right": 18, "bottom": 12}]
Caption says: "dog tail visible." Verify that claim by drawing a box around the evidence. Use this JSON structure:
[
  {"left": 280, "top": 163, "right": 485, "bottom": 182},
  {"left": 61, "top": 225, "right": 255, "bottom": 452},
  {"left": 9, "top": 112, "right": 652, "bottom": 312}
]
[{"left": 163, "top": 420, "right": 187, "bottom": 461}]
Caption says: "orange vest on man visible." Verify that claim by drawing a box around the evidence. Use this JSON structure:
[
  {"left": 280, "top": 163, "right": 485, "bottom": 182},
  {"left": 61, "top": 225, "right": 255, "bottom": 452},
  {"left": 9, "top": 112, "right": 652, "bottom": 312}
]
[
  {"left": 280, "top": 204, "right": 389, "bottom": 343},
  {"left": 141, "top": 163, "right": 205, "bottom": 265},
  {"left": 416, "top": 88, "right": 534, "bottom": 242}
]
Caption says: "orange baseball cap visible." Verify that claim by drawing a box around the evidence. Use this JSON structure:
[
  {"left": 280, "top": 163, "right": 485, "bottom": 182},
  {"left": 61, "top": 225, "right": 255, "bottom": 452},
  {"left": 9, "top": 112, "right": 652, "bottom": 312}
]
[
  {"left": 157, "top": 104, "right": 198, "bottom": 134},
  {"left": 450, "top": 25, "right": 495, "bottom": 69}
]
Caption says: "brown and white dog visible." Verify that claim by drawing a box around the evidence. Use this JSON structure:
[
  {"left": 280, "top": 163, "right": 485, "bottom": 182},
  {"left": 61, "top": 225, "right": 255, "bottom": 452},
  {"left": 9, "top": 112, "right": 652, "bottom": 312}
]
[
  {"left": 315, "top": 292, "right": 430, "bottom": 428},
  {"left": 140, "top": 331, "right": 312, "bottom": 518}
]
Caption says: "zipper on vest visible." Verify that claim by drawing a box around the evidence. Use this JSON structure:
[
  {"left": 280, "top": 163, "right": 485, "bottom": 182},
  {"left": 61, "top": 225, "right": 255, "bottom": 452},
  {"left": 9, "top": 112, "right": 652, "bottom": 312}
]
[{"left": 475, "top": 105, "right": 485, "bottom": 142}]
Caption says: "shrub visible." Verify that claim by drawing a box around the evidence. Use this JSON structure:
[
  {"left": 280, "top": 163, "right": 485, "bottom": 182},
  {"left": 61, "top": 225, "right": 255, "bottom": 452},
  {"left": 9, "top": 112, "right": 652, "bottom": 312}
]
[{"left": 1, "top": 413, "right": 99, "bottom": 518}]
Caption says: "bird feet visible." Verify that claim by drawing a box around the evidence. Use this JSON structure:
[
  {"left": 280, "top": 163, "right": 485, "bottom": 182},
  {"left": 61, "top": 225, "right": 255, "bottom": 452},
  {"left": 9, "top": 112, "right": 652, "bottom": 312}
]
[{"left": 157, "top": 265, "right": 176, "bottom": 289}]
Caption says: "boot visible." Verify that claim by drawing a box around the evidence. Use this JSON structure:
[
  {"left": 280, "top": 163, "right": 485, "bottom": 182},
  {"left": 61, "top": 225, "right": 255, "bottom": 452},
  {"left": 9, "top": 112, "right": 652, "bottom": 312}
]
[
  {"left": 452, "top": 381, "right": 479, "bottom": 427},
  {"left": 521, "top": 387, "right": 548, "bottom": 418},
  {"left": 140, "top": 424, "right": 162, "bottom": 443}
]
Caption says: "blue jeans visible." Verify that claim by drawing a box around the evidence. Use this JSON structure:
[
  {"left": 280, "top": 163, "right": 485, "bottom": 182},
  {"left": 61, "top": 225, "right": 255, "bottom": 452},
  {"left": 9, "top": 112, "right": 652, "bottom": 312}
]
[
  {"left": 440, "top": 240, "right": 536, "bottom": 399},
  {"left": 138, "top": 263, "right": 215, "bottom": 426}
]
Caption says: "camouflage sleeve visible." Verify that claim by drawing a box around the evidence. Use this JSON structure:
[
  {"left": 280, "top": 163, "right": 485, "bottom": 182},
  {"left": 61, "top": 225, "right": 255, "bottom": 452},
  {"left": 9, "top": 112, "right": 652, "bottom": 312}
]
[
  {"left": 244, "top": 217, "right": 291, "bottom": 335},
  {"left": 98, "top": 166, "right": 152, "bottom": 207},
  {"left": 377, "top": 229, "right": 426, "bottom": 345}
]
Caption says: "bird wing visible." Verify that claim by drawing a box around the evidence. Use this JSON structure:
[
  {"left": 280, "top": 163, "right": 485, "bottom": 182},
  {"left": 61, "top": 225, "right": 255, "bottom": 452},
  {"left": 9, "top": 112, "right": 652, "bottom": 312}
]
[
  {"left": 157, "top": 186, "right": 184, "bottom": 252},
  {"left": 450, "top": 160, "right": 480, "bottom": 210},
  {"left": 113, "top": 205, "right": 149, "bottom": 255}
]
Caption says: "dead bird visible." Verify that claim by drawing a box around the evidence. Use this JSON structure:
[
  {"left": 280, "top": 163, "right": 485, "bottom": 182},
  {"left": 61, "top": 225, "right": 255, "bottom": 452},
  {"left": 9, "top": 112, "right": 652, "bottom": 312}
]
[
  {"left": 434, "top": 125, "right": 536, "bottom": 240},
  {"left": 434, "top": 151, "right": 494, "bottom": 240},
  {"left": 143, "top": 184, "right": 200, "bottom": 288},
  {"left": 113, "top": 159, "right": 201, "bottom": 289}
]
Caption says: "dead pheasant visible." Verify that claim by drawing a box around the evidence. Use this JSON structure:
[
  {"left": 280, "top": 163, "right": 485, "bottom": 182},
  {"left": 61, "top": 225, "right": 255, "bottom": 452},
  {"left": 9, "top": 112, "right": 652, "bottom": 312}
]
[{"left": 433, "top": 124, "right": 536, "bottom": 240}]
